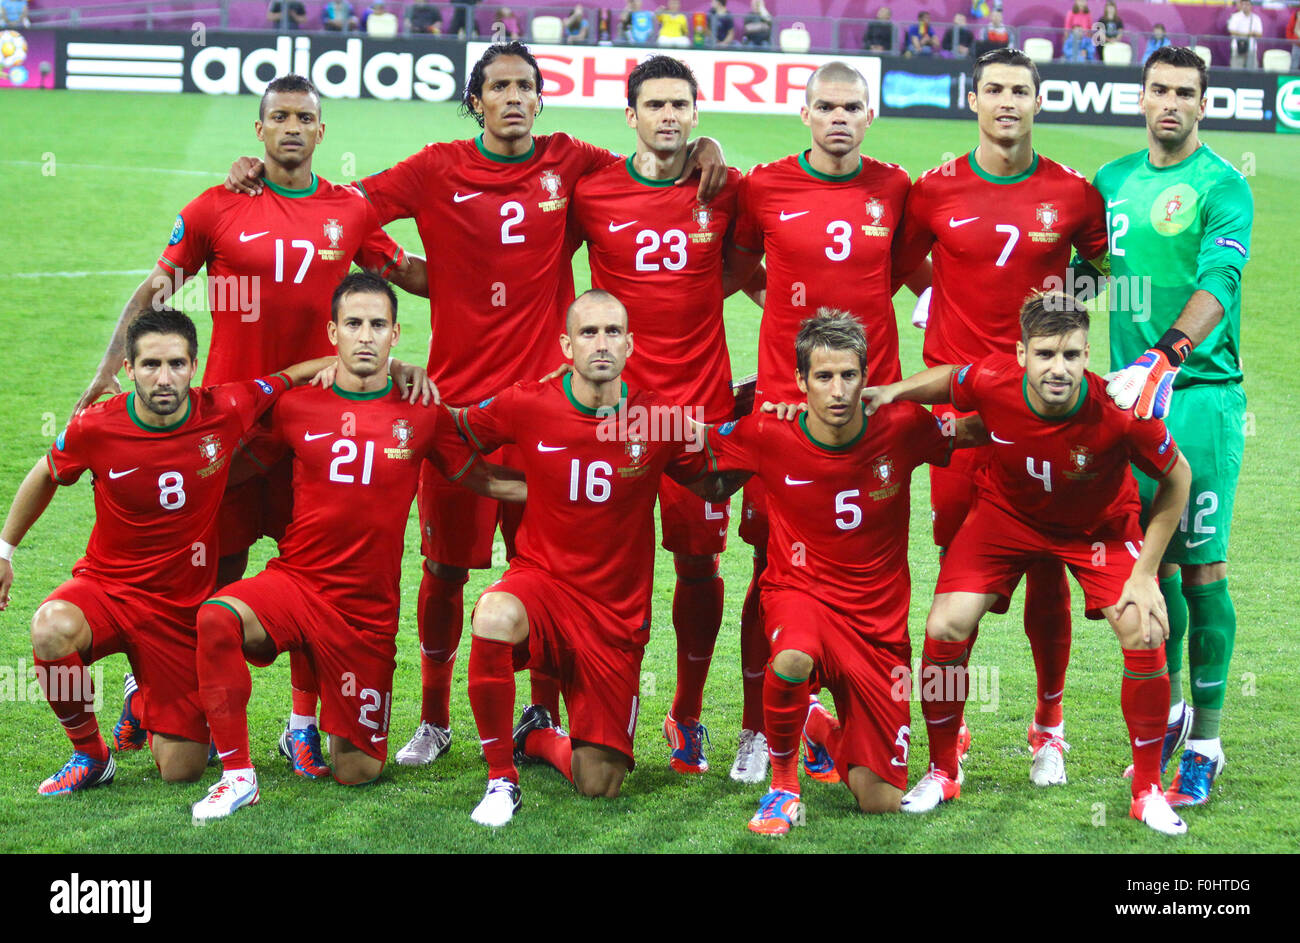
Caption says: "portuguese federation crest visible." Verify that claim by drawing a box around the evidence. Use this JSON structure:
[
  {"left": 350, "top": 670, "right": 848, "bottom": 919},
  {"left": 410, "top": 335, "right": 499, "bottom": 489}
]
[
  {"left": 1069, "top": 445, "right": 1092, "bottom": 471},
  {"left": 1035, "top": 202, "right": 1058, "bottom": 232},
  {"left": 392, "top": 419, "right": 413, "bottom": 447},
  {"left": 199, "top": 434, "right": 222, "bottom": 465},
  {"left": 625, "top": 436, "right": 648, "bottom": 466},
  {"left": 865, "top": 198, "right": 885, "bottom": 226},
  {"left": 692, "top": 203, "right": 713, "bottom": 231},
  {"left": 873, "top": 455, "right": 894, "bottom": 484},
  {"left": 323, "top": 218, "right": 343, "bottom": 248},
  {"left": 540, "top": 170, "right": 562, "bottom": 200}
]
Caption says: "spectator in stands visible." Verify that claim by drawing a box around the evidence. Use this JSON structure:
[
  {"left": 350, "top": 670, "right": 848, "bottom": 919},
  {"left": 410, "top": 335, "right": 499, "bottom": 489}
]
[
  {"left": 942, "top": 12, "right": 975, "bottom": 57},
  {"left": 1142, "top": 23, "right": 1170, "bottom": 62},
  {"left": 981, "top": 9, "right": 1009, "bottom": 46},
  {"left": 565, "top": 3, "right": 591, "bottom": 42},
  {"left": 864, "top": 7, "right": 895, "bottom": 52},
  {"left": 1288, "top": 3, "right": 1300, "bottom": 73},
  {"left": 742, "top": 0, "right": 773, "bottom": 48},
  {"left": 366, "top": 0, "right": 399, "bottom": 35},
  {"left": 1227, "top": 0, "right": 1262, "bottom": 70},
  {"left": 1064, "top": 24, "right": 1096, "bottom": 61},
  {"left": 449, "top": 0, "right": 480, "bottom": 38},
  {"left": 493, "top": 6, "right": 521, "bottom": 39},
  {"left": 409, "top": 3, "right": 444, "bottom": 34},
  {"left": 323, "top": 1, "right": 358, "bottom": 31},
  {"left": 266, "top": 0, "right": 307, "bottom": 30},
  {"left": 1095, "top": 1, "right": 1123, "bottom": 57},
  {"left": 621, "top": 0, "right": 656, "bottom": 43},
  {"left": 905, "top": 11, "right": 941, "bottom": 57},
  {"left": 711, "top": 0, "right": 736, "bottom": 45},
  {"left": 2, "top": 0, "right": 30, "bottom": 28},
  {"left": 1063, "top": 0, "right": 1091, "bottom": 36},
  {"left": 657, "top": 0, "right": 690, "bottom": 47}
]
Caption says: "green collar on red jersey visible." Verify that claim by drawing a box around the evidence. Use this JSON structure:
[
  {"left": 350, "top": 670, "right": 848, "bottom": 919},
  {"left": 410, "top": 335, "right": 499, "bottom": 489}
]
[
  {"left": 1022, "top": 372, "right": 1088, "bottom": 421},
  {"left": 126, "top": 391, "right": 193, "bottom": 433},
  {"left": 475, "top": 133, "right": 536, "bottom": 163},
  {"left": 625, "top": 155, "right": 682, "bottom": 188},
  {"left": 799, "top": 404, "right": 868, "bottom": 451},
  {"left": 798, "top": 150, "right": 862, "bottom": 183},
  {"left": 563, "top": 372, "right": 626, "bottom": 417},
  {"left": 967, "top": 148, "right": 1039, "bottom": 185},
  {"left": 263, "top": 173, "right": 319, "bottom": 198},
  {"left": 332, "top": 377, "right": 393, "bottom": 400}
]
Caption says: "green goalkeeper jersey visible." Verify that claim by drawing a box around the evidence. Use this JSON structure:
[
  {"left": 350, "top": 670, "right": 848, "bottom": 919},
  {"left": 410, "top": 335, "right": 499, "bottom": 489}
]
[{"left": 1093, "top": 142, "right": 1253, "bottom": 387}]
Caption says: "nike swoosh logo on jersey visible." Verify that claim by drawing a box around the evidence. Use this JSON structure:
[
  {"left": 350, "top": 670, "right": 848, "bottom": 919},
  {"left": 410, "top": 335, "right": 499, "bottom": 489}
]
[
  {"left": 779, "top": 210, "right": 809, "bottom": 221},
  {"left": 303, "top": 431, "right": 331, "bottom": 441},
  {"left": 948, "top": 216, "right": 979, "bottom": 228},
  {"left": 1134, "top": 736, "right": 1162, "bottom": 748},
  {"left": 1185, "top": 537, "right": 1213, "bottom": 548},
  {"left": 1194, "top": 678, "right": 1224, "bottom": 689},
  {"left": 453, "top": 191, "right": 483, "bottom": 202},
  {"left": 989, "top": 432, "right": 1015, "bottom": 445},
  {"left": 1107, "top": 199, "right": 1128, "bottom": 208},
  {"left": 238, "top": 230, "right": 269, "bottom": 242},
  {"left": 107, "top": 468, "right": 138, "bottom": 479},
  {"left": 608, "top": 220, "right": 638, "bottom": 232},
  {"left": 537, "top": 443, "right": 566, "bottom": 452},
  {"left": 784, "top": 476, "right": 813, "bottom": 486}
]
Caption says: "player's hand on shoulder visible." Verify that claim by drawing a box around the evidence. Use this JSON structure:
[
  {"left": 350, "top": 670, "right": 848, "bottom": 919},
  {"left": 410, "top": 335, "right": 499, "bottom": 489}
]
[
  {"left": 73, "top": 370, "right": 121, "bottom": 415},
  {"left": 309, "top": 358, "right": 340, "bottom": 391},
  {"left": 225, "top": 156, "right": 266, "bottom": 196},
  {"left": 680, "top": 136, "right": 727, "bottom": 203},
  {"left": 389, "top": 359, "right": 439, "bottom": 405},
  {"left": 861, "top": 385, "right": 893, "bottom": 416},
  {"left": 537, "top": 363, "right": 571, "bottom": 383},
  {"left": 759, "top": 401, "right": 805, "bottom": 421}
]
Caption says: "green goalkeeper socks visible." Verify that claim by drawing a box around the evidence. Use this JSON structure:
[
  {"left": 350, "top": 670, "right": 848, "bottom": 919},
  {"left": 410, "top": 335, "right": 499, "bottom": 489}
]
[
  {"left": 1159, "top": 571, "right": 1189, "bottom": 710},
  {"left": 1184, "top": 577, "right": 1236, "bottom": 741}
]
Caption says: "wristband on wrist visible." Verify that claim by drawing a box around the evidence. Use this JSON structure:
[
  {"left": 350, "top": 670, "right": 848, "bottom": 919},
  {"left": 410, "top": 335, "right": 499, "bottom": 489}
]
[
  {"left": 0, "top": 539, "right": 15, "bottom": 562},
  {"left": 1155, "top": 328, "right": 1192, "bottom": 366}
]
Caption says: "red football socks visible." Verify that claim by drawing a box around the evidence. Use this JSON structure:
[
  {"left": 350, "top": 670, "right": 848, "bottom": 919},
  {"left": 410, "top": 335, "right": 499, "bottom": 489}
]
[
  {"left": 740, "top": 553, "right": 768, "bottom": 733},
  {"left": 1025, "top": 558, "right": 1072, "bottom": 728},
  {"left": 417, "top": 563, "right": 466, "bottom": 729},
  {"left": 670, "top": 556, "right": 723, "bottom": 726},
  {"left": 196, "top": 602, "right": 253, "bottom": 772},
  {"left": 763, "top": 667, "right": 808, "bottom": 794},
  {"left": 528, "top": 671, "right": 562, "bottom": 726},
  {"left": 35, "top": 650, "right": 107, "bottom": 762},
  {"left": 288, "top": 650, "right": 318, "bottom": 719},
  {"left": 468, "top": 635, "right": 518, "bottom": 783},
  {"left": 1122, "top": 646, "right": 1170, "bottom": 796},
  {"left": 524, "top": 726, "right": 573, "bottom": 782},
  {"left": 921, "top": 636, "right": 970, "bottom": 778}
]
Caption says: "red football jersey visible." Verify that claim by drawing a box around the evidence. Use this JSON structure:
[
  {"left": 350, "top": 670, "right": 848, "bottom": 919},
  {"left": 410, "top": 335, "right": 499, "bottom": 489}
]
[
  {"left": 733, "top": 151, "right": 910, "bottom": 405},
  {"left": 570, "top": 160, "right": 742, "bottom": 423},
  {"left": 458, "top": 375, "right": 699, "bottom": 645},
  {"left": 45, "top": 376, "right": 292, "bottom": 610},
  {"left": 949, "top": 353, "right": 1180, "bottom": 535},
  {"left": 698, "top": 404, "right": 952, "bottom": 644},
  {"left": 263, "top": 381, "right": 478, "bottom": 636},
  {"left": 160, "top": 175, "right": 405, "bottom": 385},
  {"left": 358, "top": 133, "right": 621, "bottom": 404},
  {"left": 895, "top": 151, "right": 1109, "bottom": 366}
]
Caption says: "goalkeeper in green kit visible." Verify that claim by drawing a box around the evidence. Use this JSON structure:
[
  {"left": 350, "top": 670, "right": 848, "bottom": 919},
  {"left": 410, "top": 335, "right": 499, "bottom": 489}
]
[{"left": 1088, "top": 46, "right": 1252, "bottom": 808}]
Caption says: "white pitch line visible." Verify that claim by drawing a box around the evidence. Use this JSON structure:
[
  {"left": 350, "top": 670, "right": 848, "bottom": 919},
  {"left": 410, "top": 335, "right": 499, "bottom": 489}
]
[
  {"left": 9, "top": 269, "right": 153, "bottom": 279},
  {"left": 1, "top": 160, "right": 218, "bottom": 178}
]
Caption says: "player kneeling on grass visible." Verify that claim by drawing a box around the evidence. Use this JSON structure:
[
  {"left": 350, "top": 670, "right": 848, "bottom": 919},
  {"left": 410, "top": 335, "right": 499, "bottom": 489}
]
[
  {"left": 190, "top": 272, "right": 525, "bottom": 824},
  {"left": 695, "top": 310, "right": 984, "bottom": 834},
  {"left": 0, "top": 308, "right": 343, "bottom": 796},
  {"left": 461, "top": 289, "right": 738, "bottom": 827},
  {"left": 867, "top": 292, "right": 1193, "bottom": 836}
]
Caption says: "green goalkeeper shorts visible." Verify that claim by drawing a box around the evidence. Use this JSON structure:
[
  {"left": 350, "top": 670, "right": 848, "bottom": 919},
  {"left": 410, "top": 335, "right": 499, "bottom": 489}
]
[{"left": 1136, "top": 382, "right": 1245, "bottom": 566}]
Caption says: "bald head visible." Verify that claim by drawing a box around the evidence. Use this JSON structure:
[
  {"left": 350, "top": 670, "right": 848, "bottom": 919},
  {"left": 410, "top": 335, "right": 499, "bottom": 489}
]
[
  {"left": 565, "top": 288, "right": 627, "bottom": 334},
  {"left": 805, "top": 61, "right": 870, "bottom": 106}
]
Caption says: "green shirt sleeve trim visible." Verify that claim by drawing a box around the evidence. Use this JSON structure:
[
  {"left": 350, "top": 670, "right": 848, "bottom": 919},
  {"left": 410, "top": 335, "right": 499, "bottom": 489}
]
[{"left": 455, "top": 407, "right": 487, "bottom": 454}]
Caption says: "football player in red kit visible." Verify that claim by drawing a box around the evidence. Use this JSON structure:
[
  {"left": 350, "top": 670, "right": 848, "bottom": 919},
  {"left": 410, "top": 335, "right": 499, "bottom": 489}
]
[
  {"left": 461, "top": 290, "right": 737, "bottom": 827},
  {"left": 191, "top": 273, "right": 526, "bottom": 824},
  {"left": 864, "top": 293, "right": 1193, "bottom": 836},
  {"left": 722, "top": 60, "right": 913, "bottom": 780},
  {"left": 0, "top": 309, "right": 341, "bottom": 796},
  {"left": 567, "top": 55, "right": 744, "bottom": 777},
  {"left": 893, "top": 48, "right": 1111, "bottom": 786}
]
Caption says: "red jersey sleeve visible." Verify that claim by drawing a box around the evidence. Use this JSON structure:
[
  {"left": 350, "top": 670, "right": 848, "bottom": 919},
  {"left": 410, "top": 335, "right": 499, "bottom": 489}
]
[
  {"left": 46, "top": 410, "right": 98, "bottom": 485},
  {"left": 353, "top": 195, "right": 406, "bottom": 277},
  {"left": 567, "top": 133, "right": 623, "bottom": 177},
  {"left": 358, "top": 146, "right": 439, "bottom": 225},
  {"left": 1072, "top": 179, "right": 1110, "bottom": 261},
  {"left": 212, "top": 374, "right": 294, "bottom": 433},
  {"left": 892, "top": 176, "right": 935, "bottom": 289},
  {"left": 732, "top": 174, "right": 763, "bottom": 254},
  {"left": 159, "top": 189, "right": 219, "bottom": 277},
  {"left": 425, "top": 404, "right": 481, "bottom": 483},
  {"left": 948, "top": 361, "right": 982, "bottom": 413},
  {"left": 901, "top": 401, "right": 955, "bottom": 468},
  {"left": 1126, "top": 414, "right": 1181, "bottom": 481},
  {"left": 456, "top": 385, "right": 522, "bottom": 455},
  {"left": 700, "top": 415, "right": 763, "bottom": 474}
]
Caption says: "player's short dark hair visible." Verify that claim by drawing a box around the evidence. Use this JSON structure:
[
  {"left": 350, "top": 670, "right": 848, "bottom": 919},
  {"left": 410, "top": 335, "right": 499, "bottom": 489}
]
[
  {"left": 126, "top": 307, "right": 199, "bottom": 363},
  {"left": 460, "top": 42, "right": 544, "bottom": 128},
  {"left": 627, "top": 55, "right": 699, "bottom": 109},
  {"left": 565, "top": 288, "right": 626, "bottom": 333},
  {"left": 972, "top": 48, "right": 1041, "bottom": 95},
  {"left": 1142, "top": 45, "right": 1208, "bottom": 97},
  {"left": 259, "top": 74, "right": 322, "bottom": 120},
  {"left": 805, "top": 61, "right": 870, "bottom": 105},
  {"left": 331, "top": 271, "right": 398, "bottom": 324},
  {"left": 795, "top": 308, "right": 868, "bottom": 378},
  {"left": 1019, "top": 291, "right": 1089, "bottom": 343}
]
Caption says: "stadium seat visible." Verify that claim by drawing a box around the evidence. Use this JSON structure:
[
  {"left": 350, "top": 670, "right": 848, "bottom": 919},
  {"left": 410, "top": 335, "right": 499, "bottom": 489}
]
[
  {"left": 1102, "top": 42, "right": 1133, "bottom": 66},
  {"left": 531, "top": 14, "right": 563, "bottom": 44},
  {"left": 779, "top": 23, "right": 812, "bottom": 54},
  {"left": 1194, "top": 45, "right": 1212, "bottom": 67},
  {"left": 1262, "top": 49, "right": 1291, "bottom": 73},
  {"left": 1023, "top": 37, "right": 1054, "bottom": 64}
]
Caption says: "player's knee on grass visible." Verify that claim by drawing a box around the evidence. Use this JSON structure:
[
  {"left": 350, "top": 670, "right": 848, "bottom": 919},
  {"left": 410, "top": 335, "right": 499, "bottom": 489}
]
[
  {"left": 429, "top": 561, "right": 470, "bottom": 584},
  {"left": 571, "top": 743, "right": 627, "bottom": 798},
  {"left": 771, "top": 649, "right": 813, "bottom": 681},
  {"left": 472, "top": 592, "right": 529, "bottom": 645},
  {"left": 1181, "top": 561, "right": 1227, "bottom": 587},
  {"left": 152, "top": 735, "right": 209, "bottom": 783},
  {"left": 330, "top": 735, "right": 384, "bottom": 785},
  {"left": 846, "top": 766, "right": 903, "bottom": 814},
  {"left": 673, "top": 553, "right": 719, "bottom": 582},
  {"left": 30, "top": 600, "right": 92, "bottom": 660}
]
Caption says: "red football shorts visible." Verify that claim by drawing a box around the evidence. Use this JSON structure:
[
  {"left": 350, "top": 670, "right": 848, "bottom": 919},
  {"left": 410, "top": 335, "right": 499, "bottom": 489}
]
[
  {"left": 762, "top": 589, "right": 912, "bottom": 789},
  {"left": 47, "top": 576, "right": 208, "bottom": 743},
  {"left": 936, "top": 496, "right": 1144, "bottom": 619},
  {"left": 220, "top": 568, "right": 397, "bottom": 762},
  {"left": 481, "top": 565, "right": 645, "bottom": 766},
  {"left": 217, "top": 454, "right": 293, "bottom": 560},
  {"left": 419, "top": 445, "right": 522, "bottom": 569},
  {"left": 659, "top": 475, "right": 729, "bottom": 556},
  {"left": 738, "top": 477, "right": 768, "bottom": 548}
]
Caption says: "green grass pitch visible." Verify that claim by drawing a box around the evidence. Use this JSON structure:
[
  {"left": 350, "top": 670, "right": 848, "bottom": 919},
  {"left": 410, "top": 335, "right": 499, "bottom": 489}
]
[{"left": 1, "top": 90, "right": 1296, "bottom": 853}]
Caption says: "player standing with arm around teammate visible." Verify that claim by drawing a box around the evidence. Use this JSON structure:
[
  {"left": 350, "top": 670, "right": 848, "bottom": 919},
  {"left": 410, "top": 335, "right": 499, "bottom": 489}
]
[
  {"left": 0, "top": 309, "right": 338, "bottom": 796},
  {"left": 866, "top": 293, "right": 1192, "bottom": 836},
  {"left": 568, "top": 55, "right": 744, "bottom": 778},
  {"left": 1093, "top": 46, "right": 1253, "bottom": 808},
  {"left": 892, "top": 48, "right": 1111, "bottom": 785}
]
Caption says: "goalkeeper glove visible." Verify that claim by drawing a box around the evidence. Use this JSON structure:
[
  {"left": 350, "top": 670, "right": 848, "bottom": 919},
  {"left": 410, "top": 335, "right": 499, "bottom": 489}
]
[{"left": 1105, "top": 328, "right": 1192, "bottom": 420}]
